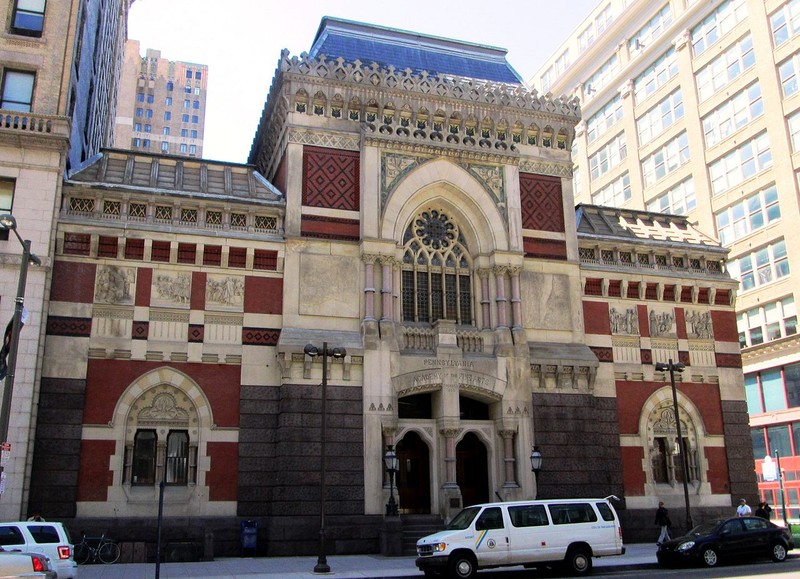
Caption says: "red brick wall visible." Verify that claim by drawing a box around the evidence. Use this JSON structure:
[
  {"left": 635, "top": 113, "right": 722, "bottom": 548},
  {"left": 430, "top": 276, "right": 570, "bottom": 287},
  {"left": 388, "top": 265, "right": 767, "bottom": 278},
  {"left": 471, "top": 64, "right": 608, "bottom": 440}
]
[
  {"left": 84, "top": 360, "right": 240, "bottom": 427},
  {"left": 583, "top": 301, "right": 610, "bottom": 335},
  {"left": 303, "top": 146, "right": 360, "bottom": 210},
  {"left": 191, "top": 271, "right": 206, "bottom": 310},
  {"left": 638, "top": 304, "right": 650, "bottom": 337},
  {"left": 244, "top": 276, "right": 283, "bottom": 314},
  {"left": 621, "top": 446, "right": 646, "bottom": 496},
  {"left": 711, "top": 310, "right": 739, "bottom": 342},
  {"left": 523, "top": 237, "right": 567, "bottom": 260},
  {"left": 705, "top": 446, "right": 731, "bottom": 494},
  {"left": 300, "top": 215, "right": 360, "bottom": 240},
  {"left": 51, "top": 261, "right": 96, "bottom": 303},
  {"left": 207, "top": 442, "right": 239, "bottom": 501},
  {"left": 77, "top": 440, "right": 116, "bottom": 501},
  {"left": 676, "top": 308, "right": 687, "bottom": 339},
  {"left": 616, "top": 381, "right": 724, "bottom": 435},
  {"left": 519, "top": 173, "right": 564, "bottom": 232},
  {"left": 135, "top": 267, "right": 152, "bottom": 306}
]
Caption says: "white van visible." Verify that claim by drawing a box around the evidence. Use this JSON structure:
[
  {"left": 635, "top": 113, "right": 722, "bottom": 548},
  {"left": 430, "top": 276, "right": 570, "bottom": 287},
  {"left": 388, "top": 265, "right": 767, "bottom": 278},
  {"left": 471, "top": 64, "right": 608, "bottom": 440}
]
[
  {"left": 416, "top": 497, "right": 625, "bottom": 577},
  {"left": 0, "top": 521, "right": 77, "bottom": 579}
]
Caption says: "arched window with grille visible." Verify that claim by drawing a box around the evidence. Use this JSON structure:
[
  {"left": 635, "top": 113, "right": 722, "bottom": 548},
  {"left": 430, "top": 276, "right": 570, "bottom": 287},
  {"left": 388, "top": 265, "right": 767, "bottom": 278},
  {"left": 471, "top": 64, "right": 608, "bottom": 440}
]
[{"left": 401, "top": 209, "right": 473, "bottom": 324}]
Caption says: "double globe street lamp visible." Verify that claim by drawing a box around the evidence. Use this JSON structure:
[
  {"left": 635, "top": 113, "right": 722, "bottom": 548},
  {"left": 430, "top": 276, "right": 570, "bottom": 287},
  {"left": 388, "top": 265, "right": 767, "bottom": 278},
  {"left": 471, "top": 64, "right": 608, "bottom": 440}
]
[
  {"left": 384, "top": 445, "right": 400, "bottom": 517},
  {"left": 303, "top": 342, "right": 346, "bottom": 574}
]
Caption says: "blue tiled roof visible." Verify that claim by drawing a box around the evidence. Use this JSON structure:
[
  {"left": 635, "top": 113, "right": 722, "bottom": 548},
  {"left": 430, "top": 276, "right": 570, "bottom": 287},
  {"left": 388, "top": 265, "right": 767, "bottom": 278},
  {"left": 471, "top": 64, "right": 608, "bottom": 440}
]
[{"left": 309, "top": 18, "right": 522, "bottom": 84}]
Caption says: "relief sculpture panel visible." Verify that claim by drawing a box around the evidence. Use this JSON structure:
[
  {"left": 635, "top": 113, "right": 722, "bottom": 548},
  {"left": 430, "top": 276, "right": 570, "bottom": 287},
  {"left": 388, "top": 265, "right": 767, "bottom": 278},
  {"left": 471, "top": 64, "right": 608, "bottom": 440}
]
[
  {"left": 95, "top": 265, "right": 135, "bottom": 304},
  {"left": 151, "top": 271, "right": 191, "bottom": 308},
  {"left": 206, "top": 274, "right": 244, "bottom": 311}
]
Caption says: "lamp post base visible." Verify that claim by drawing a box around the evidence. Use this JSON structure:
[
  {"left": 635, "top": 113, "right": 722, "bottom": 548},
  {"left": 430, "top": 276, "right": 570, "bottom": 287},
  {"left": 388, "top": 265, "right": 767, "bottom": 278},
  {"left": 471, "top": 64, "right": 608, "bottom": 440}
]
[{"left": 313, "top": 558, "right": 330, "bottom": 574}]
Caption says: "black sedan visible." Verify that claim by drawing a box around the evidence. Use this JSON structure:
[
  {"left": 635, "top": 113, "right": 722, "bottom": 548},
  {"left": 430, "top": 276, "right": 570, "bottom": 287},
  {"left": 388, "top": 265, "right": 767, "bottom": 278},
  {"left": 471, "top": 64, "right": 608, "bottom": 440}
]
[{"left": 657, "top": 516, "right": 794, "bottom": 568}]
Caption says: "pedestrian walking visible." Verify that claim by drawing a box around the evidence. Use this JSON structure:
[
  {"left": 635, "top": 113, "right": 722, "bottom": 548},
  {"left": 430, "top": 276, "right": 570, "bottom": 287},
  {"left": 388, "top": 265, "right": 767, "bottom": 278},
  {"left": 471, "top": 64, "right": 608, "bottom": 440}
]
[
  {"left": 737, "top": 498, "right": 751, "bottom": 517},
  {"left": 655, "top": 501, "right": 671, "bottom": 545},
  {"left": 755, "top": 501, "right": 772, "bottom": 520}
]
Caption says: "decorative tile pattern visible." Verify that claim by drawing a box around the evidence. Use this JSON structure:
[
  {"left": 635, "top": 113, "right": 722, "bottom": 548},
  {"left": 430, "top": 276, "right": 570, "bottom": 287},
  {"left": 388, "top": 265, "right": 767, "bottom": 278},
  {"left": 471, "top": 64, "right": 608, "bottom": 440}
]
[
  {"left": 303, "top": 146, "right": 360, "bottom": 210},
  {"left": 590, "top": 346, "right": 613, "bottom": 362},
  {"left": 242, "top": 327, "right": 281, "bottom": 346},
  {"left": 132, "top": 321, "right": 149, "bottom": 340},
  {"left": 189, "top": 324, "right": 204, "bottom": 343},
  {"left": 45, "top": 316, "right": 92, "bottom": 337},
  {"left": 519, "top": 173, "right": 564, "bottom": 232}
]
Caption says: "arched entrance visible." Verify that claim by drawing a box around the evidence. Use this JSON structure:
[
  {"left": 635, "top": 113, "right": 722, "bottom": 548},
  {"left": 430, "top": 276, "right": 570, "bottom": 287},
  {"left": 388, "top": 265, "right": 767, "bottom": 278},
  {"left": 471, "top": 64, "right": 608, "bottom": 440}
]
[
  {"left": 457, "top": 432, "right": 489, "bottom": 507},
  {"left": 396, "top": 431, "right": 431, "bottom": 514}
]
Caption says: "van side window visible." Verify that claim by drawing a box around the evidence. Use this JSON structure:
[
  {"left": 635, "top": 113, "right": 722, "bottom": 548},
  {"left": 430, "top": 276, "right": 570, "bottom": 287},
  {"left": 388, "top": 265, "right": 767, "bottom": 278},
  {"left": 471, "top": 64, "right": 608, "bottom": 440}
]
[
  {"left": 475, "top": 507, "right": 504, "bottom": 530},
  {"left": 595, "top": 502, "right": 615, "bottom": 521},
  {"left": 29, "top": 525, "right": 59, "bottom": 543},
  {"left": 548, "top": 503, "right": 598, "bottom": 524},
  {"left": 509, "top": 504, "right": 549, "bottom": 527},
  {"left": 0, "top": 526, "right": 24, "bottom": 546}
]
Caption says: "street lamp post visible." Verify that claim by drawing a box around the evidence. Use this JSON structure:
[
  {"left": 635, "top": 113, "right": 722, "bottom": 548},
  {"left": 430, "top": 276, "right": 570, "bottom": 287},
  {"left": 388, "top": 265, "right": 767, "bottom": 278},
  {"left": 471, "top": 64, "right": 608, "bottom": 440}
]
[
  {"left": 384, "top": 445, "right": 399, "bottom": 517},
  {"left": 0, "top": 214, "right": 40, "bottom": 498},
  {"left": 304, "top": 342, "right": 346, "bottom": 574},
  {"left": 530, "top": 446, "right": 543, "bottom": 496},
  {"left": 655, "top": 359, "right": 693, "bottom": 531}
]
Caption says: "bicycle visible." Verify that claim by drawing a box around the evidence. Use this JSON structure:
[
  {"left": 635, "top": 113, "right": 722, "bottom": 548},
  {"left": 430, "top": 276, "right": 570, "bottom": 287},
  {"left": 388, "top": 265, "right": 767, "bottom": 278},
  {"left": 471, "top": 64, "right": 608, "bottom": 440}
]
[{"left": 73, "top": 531, "right": 120, "bottom": 564}]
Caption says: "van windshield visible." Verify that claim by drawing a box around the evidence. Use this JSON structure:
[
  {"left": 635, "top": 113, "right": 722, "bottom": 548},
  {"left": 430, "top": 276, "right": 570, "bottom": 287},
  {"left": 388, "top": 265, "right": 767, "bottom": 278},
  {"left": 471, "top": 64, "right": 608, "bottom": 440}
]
[{"left": 447, "top": 507, "right": 480, "bottom": 530}]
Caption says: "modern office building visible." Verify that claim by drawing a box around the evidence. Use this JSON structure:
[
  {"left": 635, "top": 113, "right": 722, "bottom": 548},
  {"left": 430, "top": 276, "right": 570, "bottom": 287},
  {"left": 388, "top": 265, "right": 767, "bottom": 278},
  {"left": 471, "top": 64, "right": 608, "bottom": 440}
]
[
  {"left": 114, "top": 40, "right": 208, "bottom": 158},
  {"left": 26, "top": 16, "right": 754, "bottom": 557},
  {"left": 533, "top": 0, "right": 800, "bottom": 519},
  {"left": 0, "top": 0, "right": 130, "bottom": 521}
]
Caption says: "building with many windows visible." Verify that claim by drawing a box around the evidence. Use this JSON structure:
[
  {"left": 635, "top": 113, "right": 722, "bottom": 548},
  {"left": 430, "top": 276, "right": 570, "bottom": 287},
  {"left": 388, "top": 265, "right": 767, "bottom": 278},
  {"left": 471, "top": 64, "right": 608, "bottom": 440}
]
[
  {"left": 0, "top": 0, "right": 130, "bottom": 521},
  {"left": 532, "top": 0, "right": 800, "bottom": 518},
  {"left": 25, "top": 16, "right": 755, "bottom": 557},
  {"left": 114, "top": 40, "right": 207, "bottom": 158}
]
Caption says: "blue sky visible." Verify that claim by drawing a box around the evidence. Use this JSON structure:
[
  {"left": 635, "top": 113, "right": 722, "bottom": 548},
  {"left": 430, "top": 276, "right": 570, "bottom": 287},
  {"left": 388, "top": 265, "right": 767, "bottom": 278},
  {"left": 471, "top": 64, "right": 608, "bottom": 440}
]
[{"left": 129, "top": 0, "right": 599, "bottom": 163}]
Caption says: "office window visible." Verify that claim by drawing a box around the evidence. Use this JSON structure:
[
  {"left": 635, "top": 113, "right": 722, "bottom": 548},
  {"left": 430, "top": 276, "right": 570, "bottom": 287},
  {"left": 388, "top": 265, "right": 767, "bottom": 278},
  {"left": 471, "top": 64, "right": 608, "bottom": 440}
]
[
  {"left": 184, "top": 85, "right": 191, "bottom": 93},
  {"left": 595, "top": 4, "right": 613, "bottom": 35},
  {"left": 192, "top": 115, "right": 198, "bottom": 123},
  {"left": 633, "top": 47, "right": 679, "bottom": 104},
  {"left": 578, "top": 24, "right": 595, "bottom": 53},
  {"left": 715, "top": 184, "right": 780, "bottom": 245},
  {"left": 588, "top": 133, "right": 627, "bottom": 181},
  {"left": 738, "top": 296, "right": 796, "bottom": 348},
  {"left": 164, "top": 111, "right": 171, "bottom": 121},
  {"left": 696, "top": 35, "right": 755, "bottom": 103},
  {"left": 787, "top": 364, "right": 800, "bottom": 408},
  {"left": 702, "top": 82, "right": 762, "bottom": 147},
  {"left": 709, "top": 132, "right": 772, "bottom": 195},
  {"left": 136, "top": 108, "right": 143, "bottom": 117},
  {"left": 183, "top": 99, "right": 190, "bottom": 108},
  {"left": 182, "top": 114, "right": 189, "bottom": 122},
  {"left": 181, "top": 128, "right": 188, "bottom": 137},
  {"left": 586, "top": 95, "right": 623, "bottom": 143},
  {"left": 166, "top": 81, "right": 173, "bottom": 91},
  {"left": 192, "top": 100, "right": 200, "bottom": 109},
  {"left": 10, "top": 0, "right": 46, "bottom": 37},
  {"left": 189, "top": 144, "right": 197, "bottom": 154},
  {"left": 0, "top": 180, "right": 14, "bottom": 214},
  {"left": 146, "top": 94, "right": 154, "bottom": 104},
  {"left": 584, "top": 54, "right": 619, "bottom": 97},
  {"left": 162, "top": 127, "right": 170, "bottom": 136},
  {"left": 728, "top": 239, "right": 789, "bottom": 292},
  {"left": 195, "top": 71, "right": 202, "bottom": 80},
  {"left": 691, "top": 0, "right": 748, "bottom": 57},
  {"left": 772, "top": 0, "right": 800, "bottom": 47},
  {"left": 746, "top": 376, "right": 763, "bottom": 415},
  {"left": 646, "top": 178, "right": 695, "bottom": 216},
  {"left": 146, "top": 109, "right": 153, "bottom": 118},
  {"left": 144, "top": 124, "right": 151, "bottom": 133},
  {"left": 0, "top": 70, "right": 35, "bottom": 112},
  {"left": 165, "top": 96, "right": 172, "bottom": 106},
  {"left": 136, "top": 92, "right": 144, "bottom": 102},
  {"left": 780, "top": 53, "right": 800, "bottom": 98},
  {"left": 629, "top": 4, "right": 672, "bottom": 55},
  {"left": 161, "top": 141, "right": 168, "bottom": 152},
  {"left": 641, "top": 131, "right": 690, "bottom": 187},
  {"left": 592, "top": 172, "right": 631, "bottom": 206},
  {"left": 180, "top": 144, "right": 187, "bottom": 153},
  {"left": 637, "top": 89, "right": 683, "bottom": 146},
  {"left": 142, "top": 139, "right": 150, "bottom": 148},
  {"left": 190, "top": 130, "right": 197, "bottom": 138},
  {"left": 767, "top": 424, "right": 792, "bottom": 455},
  {"left": 186, "top": 69, "right": 192, "bottom": 79},
  {"left": 132, "top": 138, "right": 141, "bottom": 147},
  {"left": 134, "top": 123, "right": 141, "bottom": 132}
]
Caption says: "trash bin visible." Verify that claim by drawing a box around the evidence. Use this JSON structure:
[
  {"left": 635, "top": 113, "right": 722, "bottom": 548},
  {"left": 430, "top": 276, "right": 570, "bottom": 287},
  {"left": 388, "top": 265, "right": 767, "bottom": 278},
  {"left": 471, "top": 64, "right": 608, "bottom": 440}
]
[{"left": 240, "top": 520, "right": 258, "bottom": 556}]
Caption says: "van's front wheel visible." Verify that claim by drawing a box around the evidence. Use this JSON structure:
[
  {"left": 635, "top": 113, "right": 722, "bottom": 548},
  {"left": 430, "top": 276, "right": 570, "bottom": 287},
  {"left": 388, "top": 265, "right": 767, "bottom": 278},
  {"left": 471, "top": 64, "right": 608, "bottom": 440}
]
[
  {"left": 564, "top": 546, "right": 593, "bottom": 576},
  {"left": 448, "top": 552, "right": 477, "bottom": 579}
]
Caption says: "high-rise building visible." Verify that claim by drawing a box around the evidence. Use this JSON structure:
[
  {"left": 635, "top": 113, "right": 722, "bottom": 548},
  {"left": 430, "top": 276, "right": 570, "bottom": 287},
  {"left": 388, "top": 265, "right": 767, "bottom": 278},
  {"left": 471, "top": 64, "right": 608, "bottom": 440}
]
[
  {"left": 533, "top": 0, "right": 800, "bottom": 517},
  {"left": 114, "top": 40, "right": 208, "bottom": 158},
  {"left": 0, "top": 0, "right": 130, "bottom": 520}
]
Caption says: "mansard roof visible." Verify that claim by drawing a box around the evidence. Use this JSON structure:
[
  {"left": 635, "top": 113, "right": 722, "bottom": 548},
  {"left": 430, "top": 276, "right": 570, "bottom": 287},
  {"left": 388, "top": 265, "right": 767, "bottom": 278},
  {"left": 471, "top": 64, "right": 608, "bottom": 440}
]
[
  {"left": 67, "top": 149, "right": 283, "bottom": 205},
  {"left": 575, "top": 204, "right": 726, "bottom": 254},
  {"left": 309, "top": 17, "right": 523, "bottom": 84}
]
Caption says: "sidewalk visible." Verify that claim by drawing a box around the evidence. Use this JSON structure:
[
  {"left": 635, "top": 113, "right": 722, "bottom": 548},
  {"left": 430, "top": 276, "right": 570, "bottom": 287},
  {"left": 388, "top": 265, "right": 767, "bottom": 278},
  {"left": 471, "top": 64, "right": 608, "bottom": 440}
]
[{"left": 76, "top": 543, "right": 659, "bottom": 578}]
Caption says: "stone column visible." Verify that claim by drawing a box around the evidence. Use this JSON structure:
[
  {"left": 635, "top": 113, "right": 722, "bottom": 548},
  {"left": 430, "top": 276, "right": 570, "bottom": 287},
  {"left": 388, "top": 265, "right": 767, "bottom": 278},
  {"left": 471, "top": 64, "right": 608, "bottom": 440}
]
[
  {"left": 380, "top": 256, "right": 394, "bottom": 321},
  {"left": 155, "top": 439, "right": 167, "bottom": 484},
  {"left": 479, "top": 269, "right": 491, "bottom": 329},
  {"left": 441, "top": 428, "right": 461, "bottom": 489},
  {"left": 509, "top": 267, "right": 522, "bottom": 330},
  {"left": 499, "top": 429, "right": 518, "bottom": 488},
  {"left": 363, "top": 254, "right": 377, "bottom": 321},
  {"left": 494, "top": 266, "right": 509, "bottom": 328},
  {"left": 123, "top": 443, "right": 133, "bottom": 485}
]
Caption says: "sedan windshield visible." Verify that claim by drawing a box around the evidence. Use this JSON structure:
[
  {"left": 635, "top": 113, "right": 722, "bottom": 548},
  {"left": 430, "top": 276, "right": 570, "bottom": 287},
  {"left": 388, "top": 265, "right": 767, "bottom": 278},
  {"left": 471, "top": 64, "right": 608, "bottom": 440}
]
[
  {"left": 689, "top": 520, "right": 724, "bottom": 536},
  {"left": 447, "top": 507, "right": 480, "bottom": 530}
]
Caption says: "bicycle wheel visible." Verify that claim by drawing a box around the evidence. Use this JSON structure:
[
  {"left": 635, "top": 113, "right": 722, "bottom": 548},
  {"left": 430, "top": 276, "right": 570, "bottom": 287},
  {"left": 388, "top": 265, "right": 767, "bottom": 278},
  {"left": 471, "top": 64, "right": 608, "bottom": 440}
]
[
  {"left": 74, "top": 542, "right": 91, "bottom": 565},
  {"left": 97, "top": 541, "right": 120, "bottom": 564}
]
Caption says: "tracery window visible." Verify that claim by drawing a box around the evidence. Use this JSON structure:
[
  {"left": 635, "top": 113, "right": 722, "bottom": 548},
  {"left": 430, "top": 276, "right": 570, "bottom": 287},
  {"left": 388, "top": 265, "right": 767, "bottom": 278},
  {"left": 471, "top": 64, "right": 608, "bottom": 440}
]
[{"left": 401, "top": 209, "right": 473, "bottom": 325}]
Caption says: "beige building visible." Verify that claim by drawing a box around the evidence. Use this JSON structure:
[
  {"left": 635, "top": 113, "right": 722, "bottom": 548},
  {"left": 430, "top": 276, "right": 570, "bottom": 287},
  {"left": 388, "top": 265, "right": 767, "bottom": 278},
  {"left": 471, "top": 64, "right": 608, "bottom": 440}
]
[
  {"left": 114, "top": 40, "right": 208, "bottom": 158},
  {"left": 0, "top": 0, "right": 129, "bottom": 520},
  {"left": 533, "top": 0, "right": 800, "bottom": 518}
]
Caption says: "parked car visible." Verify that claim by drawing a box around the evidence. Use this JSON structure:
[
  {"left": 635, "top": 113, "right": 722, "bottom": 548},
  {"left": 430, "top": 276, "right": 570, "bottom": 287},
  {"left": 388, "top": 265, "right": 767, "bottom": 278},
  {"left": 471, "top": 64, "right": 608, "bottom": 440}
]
[
  {"left": 657, "top": 516, "right": 794, "bottom": 568},
  {"left": 0, "top": 522, "right": 76, "bottom": 578},
  {"left": 0, "top": 549, "right": 56, "bottom": 578},
  {"left": 416, "top": 497, "right": 625, "bottom": 577}
]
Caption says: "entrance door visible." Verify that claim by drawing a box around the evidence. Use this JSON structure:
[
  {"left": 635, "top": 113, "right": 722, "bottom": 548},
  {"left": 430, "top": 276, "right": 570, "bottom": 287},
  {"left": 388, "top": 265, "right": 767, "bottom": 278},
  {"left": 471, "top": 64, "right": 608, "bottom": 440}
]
[
  {"left": 396, "top": 432, "right": 431, "bottom": 514},
  {"left": 457, "top": 432, "right": 489, "bottom": 507}
]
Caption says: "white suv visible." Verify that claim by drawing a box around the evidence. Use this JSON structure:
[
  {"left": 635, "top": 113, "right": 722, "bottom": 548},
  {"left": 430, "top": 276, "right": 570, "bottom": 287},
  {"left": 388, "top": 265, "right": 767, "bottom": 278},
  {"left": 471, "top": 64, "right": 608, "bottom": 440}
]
[{"left": 0, "top": 521, "right": 77, "bottom": 578}]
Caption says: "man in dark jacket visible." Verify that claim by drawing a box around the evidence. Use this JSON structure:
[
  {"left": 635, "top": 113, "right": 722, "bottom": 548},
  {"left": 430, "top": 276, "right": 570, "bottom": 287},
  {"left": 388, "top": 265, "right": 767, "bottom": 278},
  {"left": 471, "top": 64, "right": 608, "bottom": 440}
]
[{"left": 655, "top": 501, "right": 671, "bottom": 545}]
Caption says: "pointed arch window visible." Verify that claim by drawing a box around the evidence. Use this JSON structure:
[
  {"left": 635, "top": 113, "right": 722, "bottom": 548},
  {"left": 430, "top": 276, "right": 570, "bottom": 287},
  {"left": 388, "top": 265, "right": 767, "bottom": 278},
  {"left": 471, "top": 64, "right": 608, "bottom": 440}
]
[{"left": 401, "top": 209, "right": 473, "bottom": 324}]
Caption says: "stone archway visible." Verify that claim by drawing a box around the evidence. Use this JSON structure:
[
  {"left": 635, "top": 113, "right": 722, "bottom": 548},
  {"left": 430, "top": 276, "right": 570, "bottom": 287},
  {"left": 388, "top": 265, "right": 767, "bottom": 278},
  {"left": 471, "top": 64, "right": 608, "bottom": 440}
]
[
  {"left": 457, "top": 432, "right": 489, "bottom": 507},
  {"left": 396, "top": 431, "right": 431, "bottom": 514}
]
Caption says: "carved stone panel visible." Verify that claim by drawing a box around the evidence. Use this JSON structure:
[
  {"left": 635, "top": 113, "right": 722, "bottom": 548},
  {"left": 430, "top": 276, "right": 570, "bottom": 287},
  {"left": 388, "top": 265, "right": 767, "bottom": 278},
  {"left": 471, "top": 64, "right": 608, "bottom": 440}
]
[
  {"left": 609, "top": 307, "right": 639, "bottom": 335},
  {"left": 205, "top": 274, "right": 245, "bottom": 311},
  {"left": 151, "top": 271, "right": 192, "bottom": 308},
  {"left": 95, "top": 265, "right": 136, "bottom": 304},
  {"left": 649, "top": 308, "right": 676, "bottom": 338},
  {"left": 685, "top": 310, "right": 713, "bottom": 340}
]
